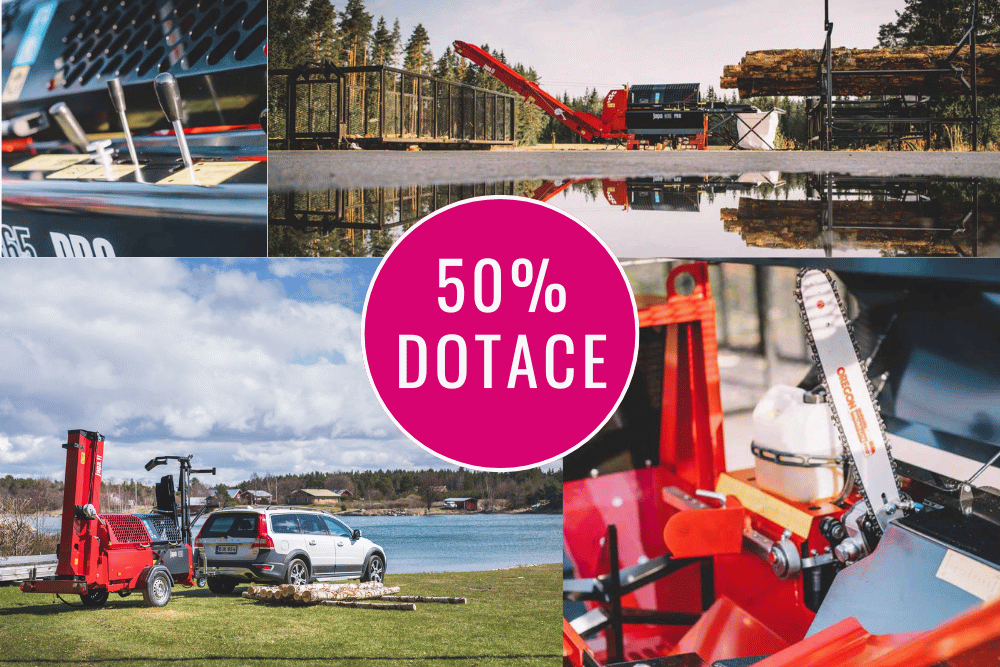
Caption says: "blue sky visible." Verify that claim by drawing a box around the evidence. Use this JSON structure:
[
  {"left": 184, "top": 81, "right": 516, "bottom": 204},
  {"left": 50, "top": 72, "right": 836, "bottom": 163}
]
[
  {"left": 365, "top": 0, "right": 907, "bottom": 97},
  {"left": 0, "top": 259, "right": 454, "bottom": 485}
]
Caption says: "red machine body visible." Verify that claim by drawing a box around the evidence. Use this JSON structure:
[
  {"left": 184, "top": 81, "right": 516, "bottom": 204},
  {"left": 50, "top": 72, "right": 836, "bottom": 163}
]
[
  {"left": 563, "top": 264, "right": 1000, "bottom": 667},
  {"left": 453, "top": 41, "right": 708, "bottom": 149},
  {"left": 21, "top": 430, "right": 196, "bottom": 602},
  {"left": 601, "top": 89, "right": 628, "bottom": 132}
]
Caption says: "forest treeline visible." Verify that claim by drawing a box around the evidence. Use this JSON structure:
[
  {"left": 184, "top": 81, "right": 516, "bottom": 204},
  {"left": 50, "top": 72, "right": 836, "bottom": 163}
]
[
  {"left": 0, "top": 466, "right": 563, "bottom": 513},
  {"left": 272, "top": 0, "right": 996, "bottom": 148},
  {"left": 270, "top": 0, "right": 549, "bottom": 144}
]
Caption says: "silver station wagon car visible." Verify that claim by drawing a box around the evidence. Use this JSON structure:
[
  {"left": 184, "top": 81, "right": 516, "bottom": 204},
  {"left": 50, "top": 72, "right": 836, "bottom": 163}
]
[{"left": 194, "top": 506, "right": 386, "bottom": 593}]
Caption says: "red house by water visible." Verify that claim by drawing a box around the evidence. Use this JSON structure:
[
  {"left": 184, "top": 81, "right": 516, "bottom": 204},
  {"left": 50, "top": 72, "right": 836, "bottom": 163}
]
[{"left": 443, "top": 497, "right": 478, "bottom": 511}]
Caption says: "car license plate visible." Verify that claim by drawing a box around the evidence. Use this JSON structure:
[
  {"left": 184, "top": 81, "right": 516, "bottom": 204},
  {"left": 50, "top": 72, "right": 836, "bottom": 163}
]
[{"left": 216, "top": 545, "right": 237, "bottom": 554}]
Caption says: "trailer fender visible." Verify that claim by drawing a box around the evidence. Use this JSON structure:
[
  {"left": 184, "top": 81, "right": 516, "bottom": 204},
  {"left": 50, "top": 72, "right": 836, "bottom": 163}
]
[{"left": 137, "top": 564, "right": 174, "bottom": 589}]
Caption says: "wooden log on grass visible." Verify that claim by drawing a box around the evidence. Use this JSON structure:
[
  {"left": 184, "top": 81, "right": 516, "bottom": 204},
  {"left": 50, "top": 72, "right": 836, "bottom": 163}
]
[
  {"left": 244, "top": 582, "right": 400, "bottom": 603},
  {"left": 300, "top": 585, "right": 401, "bottom": 603},
  {"left": 322, "top": 600, "right": 416, "bottom": 611},
  {"left": 720, "top": 45, "right": 1000, "bottom": 97},
  {"left": 382, "top": 595, "right": 467, "bottom": 604}
]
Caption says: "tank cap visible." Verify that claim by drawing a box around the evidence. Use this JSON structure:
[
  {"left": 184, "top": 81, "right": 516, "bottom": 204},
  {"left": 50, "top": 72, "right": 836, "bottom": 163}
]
[{"left": 803, "top": 390, "right": 828, "bottom": 404}]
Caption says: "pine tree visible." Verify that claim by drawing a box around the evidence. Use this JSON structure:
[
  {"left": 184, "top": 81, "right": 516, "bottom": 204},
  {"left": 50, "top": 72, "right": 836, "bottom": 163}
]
[
  {"left": 339, "top": 0, "right": 373, "bottom": 67},
  {"left": 433, "top": 47, "right": 459, "bottom": 80},
  {"left": 306, "top": 0, "right": 338, "bottom": 64},
  {"left": 878, "top": 0, "right": 997, "bottom": 48},
  {"left": 403, "top": 23, "right": 433, "bottom": 74},
  {"left": 390, "top": 19, "right": 402, "bottom": 67},
  {"left": 371, "top": 17, "right": 393, "bottom": 65}
]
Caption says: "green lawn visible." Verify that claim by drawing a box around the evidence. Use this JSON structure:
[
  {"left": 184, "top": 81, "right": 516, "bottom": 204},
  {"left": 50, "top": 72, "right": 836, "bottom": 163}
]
[{"left": 0, "top": 564, "right": 561, "bottom": 666}]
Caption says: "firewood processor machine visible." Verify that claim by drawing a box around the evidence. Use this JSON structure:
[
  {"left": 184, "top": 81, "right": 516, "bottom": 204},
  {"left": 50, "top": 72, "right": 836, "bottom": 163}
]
[{"left": 20, "top": 429, "right": 216, "bottom": 608}]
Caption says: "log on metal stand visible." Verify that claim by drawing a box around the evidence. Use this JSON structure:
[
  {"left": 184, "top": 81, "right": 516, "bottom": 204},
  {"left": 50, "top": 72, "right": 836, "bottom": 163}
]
[
  {"left": 720, "top": 45, "right": 1000, "bottom": 97},
  {"left": 322, "top": 600, "right": 417, "bottom": 611}
]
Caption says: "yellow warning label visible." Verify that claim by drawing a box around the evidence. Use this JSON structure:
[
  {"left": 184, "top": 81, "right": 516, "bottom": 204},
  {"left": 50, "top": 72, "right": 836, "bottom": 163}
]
[
  {"left": 80, "top": 452, "right": 86, "bottom": 466},
  {"left": 47, "top": 164, "right": 137, "bottom": 181},
  {"left": 156, "top": 161, "right": 255, "bottom": 186},
  {"left": 73, "top": 558, "right": 79, "bottom": 566},
  {"left": 10, "top": 155, "right": 90, "bottom": 172},
  {"left": 716, "top": 473, "right": 814, "bottom": 538},
  {"left": 2, "top": 65, "right": 31, "bottom": 103}
]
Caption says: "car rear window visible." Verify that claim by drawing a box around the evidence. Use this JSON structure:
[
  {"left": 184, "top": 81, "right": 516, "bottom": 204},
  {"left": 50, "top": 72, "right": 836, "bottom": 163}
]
[
  {"left": 271, "top": 514, "right": 301, "bottom": 534},
  {"left": 201, "top": 512, "right": 258, "bottom": 538}
]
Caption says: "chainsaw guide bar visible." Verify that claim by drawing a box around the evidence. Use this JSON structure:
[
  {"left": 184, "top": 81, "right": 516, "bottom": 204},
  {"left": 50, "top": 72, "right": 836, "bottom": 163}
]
[{"left": 796, "top": 268, "right": 902, "bottom": 534}]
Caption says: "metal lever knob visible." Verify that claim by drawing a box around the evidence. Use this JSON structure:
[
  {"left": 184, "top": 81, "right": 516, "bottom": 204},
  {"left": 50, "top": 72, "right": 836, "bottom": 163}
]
[
  {"left": 153, "top": 72, "right": 194, "bottom": 171},
  {"left": 107, "top": 77, "right": 127, "bottom": 113},
  {"left": 154, "top": 72, "right": 184, "bottom": 123},
  {"left": 48, "top": 102, "right": 89, "bottom": 153}
]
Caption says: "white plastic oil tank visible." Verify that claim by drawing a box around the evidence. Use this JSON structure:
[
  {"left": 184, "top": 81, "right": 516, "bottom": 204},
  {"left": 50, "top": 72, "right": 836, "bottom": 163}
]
[{"left": 752, "top": 385, "right": 843, "bottom": 503}]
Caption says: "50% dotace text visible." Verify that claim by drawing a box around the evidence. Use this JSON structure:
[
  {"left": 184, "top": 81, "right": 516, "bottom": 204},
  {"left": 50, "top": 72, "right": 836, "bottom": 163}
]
[{"left": 398, "top": 258, "right": 608, "bottom": 390}]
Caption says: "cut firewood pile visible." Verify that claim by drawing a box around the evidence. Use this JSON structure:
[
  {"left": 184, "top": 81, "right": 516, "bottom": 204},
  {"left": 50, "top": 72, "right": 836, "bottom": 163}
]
[
  {"left": 242, "top": 582, "right": 468, "bottom": 611},
  {"left": 721, "top": 45, "right": 1000, "bottom": 97}
]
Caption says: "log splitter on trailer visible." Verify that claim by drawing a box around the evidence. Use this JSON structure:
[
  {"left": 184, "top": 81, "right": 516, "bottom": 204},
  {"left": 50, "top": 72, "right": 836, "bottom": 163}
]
[{"left": 20, "top": 429, "right": 216, "bottom": 608}]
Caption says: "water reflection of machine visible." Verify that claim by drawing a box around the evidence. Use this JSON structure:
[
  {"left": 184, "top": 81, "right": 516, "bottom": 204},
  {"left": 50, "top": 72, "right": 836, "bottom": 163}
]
[
  {"left": 721, "top": 176, "right": 989, "bottom": 256},
  {"left": 528, "top": 176, "right": 768, "bottom": 212},
  {"left": 564, "top": 260, "right": 1000, "bottom": 667},
  {"left": 2, "top": 0, "right": 267, "bottom": 256}
]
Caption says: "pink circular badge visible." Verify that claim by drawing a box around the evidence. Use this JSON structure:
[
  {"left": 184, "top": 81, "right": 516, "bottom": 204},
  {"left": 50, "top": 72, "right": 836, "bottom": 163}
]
[{"left": 362, "top": 196, "right": 638, "bottom": 471}]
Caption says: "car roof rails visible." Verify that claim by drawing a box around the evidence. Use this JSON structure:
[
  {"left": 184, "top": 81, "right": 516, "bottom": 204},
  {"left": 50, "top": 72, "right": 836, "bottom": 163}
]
[{"left": 264, "top": 505, "right": 329, "bottom": 513}]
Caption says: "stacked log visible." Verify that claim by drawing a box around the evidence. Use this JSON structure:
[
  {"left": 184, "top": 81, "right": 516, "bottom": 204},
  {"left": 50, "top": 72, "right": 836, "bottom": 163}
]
[
  {"left": 720, "top": 45, "right": 1000, "bottom": 97},
  {"left": 720, "top": 198, "right": 983, "bottom": 254}
]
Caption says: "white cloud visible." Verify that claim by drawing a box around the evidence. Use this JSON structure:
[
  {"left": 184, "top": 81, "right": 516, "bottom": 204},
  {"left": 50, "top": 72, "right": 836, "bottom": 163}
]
[
  {"left": 270, "top": 258, "right": 349, "bottom": 278},
  {"left": 0, "top": 260, "right": 415, "bottom": 481}
]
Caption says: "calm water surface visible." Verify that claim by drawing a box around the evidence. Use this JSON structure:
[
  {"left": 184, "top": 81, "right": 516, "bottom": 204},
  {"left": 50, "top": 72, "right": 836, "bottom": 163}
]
[
  {"left": 25, "top": 513, "right": 562, "bottom": 574},
  {"left": 270, "top": 174, "right": 998, "bottom": 258}
]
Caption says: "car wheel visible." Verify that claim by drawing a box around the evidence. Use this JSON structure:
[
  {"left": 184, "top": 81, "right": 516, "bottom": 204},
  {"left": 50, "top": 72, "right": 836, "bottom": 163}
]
[
  {"left": 361, "top": 555, "right": 384, "bottom": 583},
  {"left": 207, "top": 576, "right": 238, "bottom": 594},
  {"left": 142, "top": 570, "right": 172, "bottom": 607},
  {"left": 80, "top": 589, "right": 109, "bottom": 607},
  {"left": 284, "top": 558, "right": 309, "bottom": 586}
]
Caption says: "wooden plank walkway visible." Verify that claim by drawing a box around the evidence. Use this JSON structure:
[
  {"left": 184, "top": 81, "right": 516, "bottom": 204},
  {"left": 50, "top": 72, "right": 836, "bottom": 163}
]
[{"left": 0, "top": 554, "right": 58, "bottom": 582}]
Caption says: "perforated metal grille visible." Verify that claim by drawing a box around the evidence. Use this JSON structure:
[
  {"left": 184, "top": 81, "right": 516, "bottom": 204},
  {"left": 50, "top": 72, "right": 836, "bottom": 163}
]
[
  {"left": 101, "top": 513, "right": 151, "bottom": 545},
  {"left": 57, "top": 0, "right": 267, "bottom": 89},
  {"left": 136, "top": 513, "right": 182, "bottom": 543}
]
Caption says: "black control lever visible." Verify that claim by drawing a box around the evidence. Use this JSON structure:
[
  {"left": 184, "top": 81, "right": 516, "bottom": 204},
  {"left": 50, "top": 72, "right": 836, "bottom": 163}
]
[{"left": 153, "top": 72, "right": 193, "bottom": 169}]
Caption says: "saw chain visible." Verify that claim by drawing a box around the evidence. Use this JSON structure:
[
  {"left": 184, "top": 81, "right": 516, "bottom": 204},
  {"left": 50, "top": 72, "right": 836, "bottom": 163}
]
[{"left": 796, "top": 268, "right": 903, "bottom": 535}]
